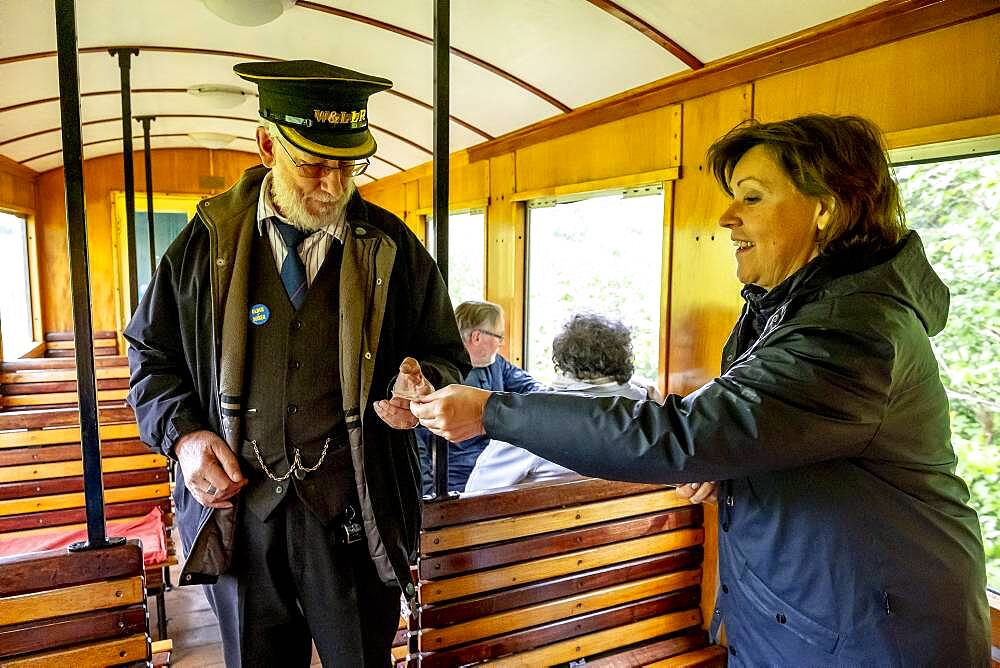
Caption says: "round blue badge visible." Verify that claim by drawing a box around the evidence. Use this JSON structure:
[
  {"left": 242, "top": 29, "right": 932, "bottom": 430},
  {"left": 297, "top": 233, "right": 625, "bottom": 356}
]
[{"left": 249, "top": 303, "right": 270, "bottom": 326}]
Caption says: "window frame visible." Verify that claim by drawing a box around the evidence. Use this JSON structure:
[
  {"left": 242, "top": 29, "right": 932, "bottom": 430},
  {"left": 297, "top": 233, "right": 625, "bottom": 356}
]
[{"left": 0, "top": 206, "right": 43, "bottom": 360}]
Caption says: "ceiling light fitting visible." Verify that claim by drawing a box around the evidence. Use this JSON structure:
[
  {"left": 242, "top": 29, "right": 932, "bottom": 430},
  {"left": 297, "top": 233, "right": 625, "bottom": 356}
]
[
  {"left": 202, "top": 0, "right": 297, "bottom": 26},
  {"left": 188, "top": 132, "right": 237, "bottom": 149},
  {"left": 187, "top": 84, "right": 255, "bottom": 109}
]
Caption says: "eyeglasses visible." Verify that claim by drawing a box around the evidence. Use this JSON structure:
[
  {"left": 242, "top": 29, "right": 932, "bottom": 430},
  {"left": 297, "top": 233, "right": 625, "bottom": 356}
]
[
  {"left": 275, "top": 138, "right": 370, "bottom": 178},
  {"left": 478, "top": 329, "right": 504, "bottom": 343}
]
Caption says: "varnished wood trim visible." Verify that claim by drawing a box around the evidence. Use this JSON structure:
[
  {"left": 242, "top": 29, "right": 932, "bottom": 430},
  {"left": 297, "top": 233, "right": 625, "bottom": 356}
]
[
  {"left": 0, "top": 499, "right": 171, "bottom": 535},
  {"left": 0, "top": 468, "right": 167, "bottom": 501},
  {"left": 386, "top": 88, "right": 494, "bottom": 140},
  {"left": 0, "top": 154, "right": 37, "bottom": 181},
  {"left": 20, "top": 133, "right": 258, "bottom": 165},
  {"left": 0, "top": 422, "right": 139, "bottom": 449},
  {"left": 0, "top": 438, "right": 148, "bottom": 467},
  {"left": 46, "top": 339, "right": 117, "bottom": 350},
  {"left": 0, "top": 406, "right": 135, "bottom": 431},
  {"left": 0, "top": 541, "right": 144, "bottom": 596},
  {"left": 0, "top": 89, "right": 187, "bottom": 115},
  {"left": 44, "top": 331, "right": 116, "bottom": 342},
  {"left": 0, "top": 633, "right": 150, "bottom": 668},
  {"left": 0, "top": 453, "right": 167, "bottom": 484},
  {"left": 420, "top": 569, "right": 701, "bottom": 650},
  {"left": 1, "top": 388, "right": 128, "bottom": 407},
  {"left": 419, "top": 527, "right": 703, "bottom": 604},
  {"left": 467, "top": 0, "right": 1000, "bottom": 162},
  {"left": 509, "top": 167, "right": 680, "bottom": 202},
  {"left": 883, "top": 113, "right": 1000, "bottom": 149},
  {"left": 0, "top": 576, "right": 144, "bottom": 626},
  {"left": 1, "top": 356, "right": 127, "bottom": 371},
  {"left": 413, "top": 197, "right": 489, "bottom": 216},
  {"left": 586, "top": 630, "right": 708, "bottom": 667},
  {"left": 297, "top": 1, "right": 572, "bottom": 112},
  {"left": 0, "top": 605, "right": 148, "bottom": 659},
  {"left": 584, "top": 0, "right": 703, "bottom": 69},
  {"left": 422, "top": 489, "right": 690, "bottom": 553},
  {"left": 373, "top": 155, "right": 405, "bottom": 172}
]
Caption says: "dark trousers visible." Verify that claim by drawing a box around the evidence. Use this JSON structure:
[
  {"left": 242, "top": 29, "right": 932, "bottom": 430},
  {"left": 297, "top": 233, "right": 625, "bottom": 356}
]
[{"left": 203, "top": 493, "right": 401, "bottom": 667}]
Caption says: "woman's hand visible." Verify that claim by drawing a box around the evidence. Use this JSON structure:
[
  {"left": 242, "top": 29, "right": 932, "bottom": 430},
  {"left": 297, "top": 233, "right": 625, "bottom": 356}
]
[
  {"left": 675, "top": 481, "right": 718, "bottom": 504},
  {"left": 410, "top": 385, "right": 492, "bottom": 442}
]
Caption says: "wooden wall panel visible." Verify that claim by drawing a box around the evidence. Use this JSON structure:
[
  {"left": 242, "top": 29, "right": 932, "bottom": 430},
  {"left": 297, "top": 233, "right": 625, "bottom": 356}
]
[
  {"left": 35, "top": 148, "right": 260, "bottom": 333},
  {"left": 0, "top": 156, "right": 37, "bottom": 215},
  {"left": 754, "top": 15, "right": 1000, "bottom": 129},
  {"left": 360, "top": 182, "right": 407, "bottom": 221},
  {"left": 515, "top": 105, "right": 680, "bottom": 193},
  {"left": 415, "top": 156, "right": 490, "bottom": 211},
  {"left": 485, "top": 153, "right": 525, "bottom": 366}
]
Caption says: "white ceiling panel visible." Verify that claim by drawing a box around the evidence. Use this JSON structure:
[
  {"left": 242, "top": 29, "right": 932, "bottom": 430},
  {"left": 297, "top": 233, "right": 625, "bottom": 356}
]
[
  {"left": 618, "top": 0, "right": 884, "bottom": 63},
  {"left": 1, "top": 0, "right": 903, "bottom": 173}
]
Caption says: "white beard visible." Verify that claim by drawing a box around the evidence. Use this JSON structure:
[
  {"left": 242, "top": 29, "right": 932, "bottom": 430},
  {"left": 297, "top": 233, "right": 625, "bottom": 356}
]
[{"left": 270, "top": 159, "right": 355, "bottom": 232}]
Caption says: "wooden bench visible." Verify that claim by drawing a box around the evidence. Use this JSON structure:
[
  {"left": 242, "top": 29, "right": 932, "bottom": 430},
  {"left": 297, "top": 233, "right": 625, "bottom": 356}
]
[
  {"left": 43, "top": 330, "right": 120, "bottom": 358},
  {"left": 407, "top": 477, "right": 727, "bottom": 666},
  {"left": 0, "top": 356, "right": 176, "bottom": 641},
  {"left": 0, "top": 540, "right": 153, "bottom": 666}
]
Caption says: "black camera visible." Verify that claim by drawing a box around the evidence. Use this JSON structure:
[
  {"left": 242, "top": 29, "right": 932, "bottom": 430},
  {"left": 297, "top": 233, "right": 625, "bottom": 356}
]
[{"left": 338, "top": 505, "right": 363, "bottom": 545}]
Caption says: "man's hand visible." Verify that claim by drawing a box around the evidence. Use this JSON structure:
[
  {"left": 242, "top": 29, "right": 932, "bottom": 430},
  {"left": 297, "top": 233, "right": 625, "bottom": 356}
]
[
  {"left": 675, "top": 481, "right": 718, "bottom": 504},
  {"left": 175, "top": 430, "right": 247, "bottom": 509},
  {"left": 374, "top": 357, "right": 435, "bottom": 429},
  {"left": 410, "top": 385, "right": 490, "bottom": 442}
]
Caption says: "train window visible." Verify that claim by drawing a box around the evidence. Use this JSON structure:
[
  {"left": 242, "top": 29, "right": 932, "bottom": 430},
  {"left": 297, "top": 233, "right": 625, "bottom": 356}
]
[
  {"left": 895, "top": 152, "right": 1000, "bottom": 589},
  {"left": 525, "top": 187, "right": 664, "bottom": 384},
  {"left": 0, "top": 211, "right": 34, "bottom": 358},
  {"left": 425, "top": 209, "right": 486, "bottom": 306}
]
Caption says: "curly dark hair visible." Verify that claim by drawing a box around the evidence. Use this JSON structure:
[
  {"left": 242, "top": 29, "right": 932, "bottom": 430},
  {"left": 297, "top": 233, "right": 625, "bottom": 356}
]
[
  {"left": 706, "top": 114, "right": 907, "bottom": 257},
  {"left": 552, "top": 314, "right": 634, "bottom": 384}
]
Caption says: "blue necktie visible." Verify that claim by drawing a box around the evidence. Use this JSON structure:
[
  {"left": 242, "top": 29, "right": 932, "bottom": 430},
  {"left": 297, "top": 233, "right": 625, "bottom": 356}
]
[{"left": 271, "top": 218, "right": 308, "bottom": 310}]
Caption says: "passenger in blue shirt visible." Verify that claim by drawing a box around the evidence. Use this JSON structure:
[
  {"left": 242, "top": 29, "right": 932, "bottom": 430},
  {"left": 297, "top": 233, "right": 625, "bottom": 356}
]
[{"left": 418, "top": 301, "right": 545, "bottom": 493}]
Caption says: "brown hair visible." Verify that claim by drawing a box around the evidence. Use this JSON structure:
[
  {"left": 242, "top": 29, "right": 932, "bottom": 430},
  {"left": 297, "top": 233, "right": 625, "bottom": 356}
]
[{"left": 707, "top": 114, "right": 907, "bottom": 256}]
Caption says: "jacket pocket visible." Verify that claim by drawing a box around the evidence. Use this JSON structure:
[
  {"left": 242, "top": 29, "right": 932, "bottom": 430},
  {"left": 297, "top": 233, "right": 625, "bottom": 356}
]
[{"left": 738, "top": 560, "right": 841, "bottom": 654}]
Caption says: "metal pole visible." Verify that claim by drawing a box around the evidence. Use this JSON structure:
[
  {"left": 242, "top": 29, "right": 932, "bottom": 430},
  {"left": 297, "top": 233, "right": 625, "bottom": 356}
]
[
  {"left": 55, "top": 0, "right": 123, "bottom": 551},
  {"left": 136, "top": 115, "right": 157, "bottom": 278},
  {"left": 110, "top": 47, "right": 140, "bottom": 314},
  {"left": 431, "top": 0, "right": 454, "bottom": 500}
]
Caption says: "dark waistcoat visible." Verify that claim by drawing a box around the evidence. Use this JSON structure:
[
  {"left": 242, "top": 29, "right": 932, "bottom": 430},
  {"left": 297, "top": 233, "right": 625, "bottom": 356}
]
[{"left": 239, "top": 229, "right": 353, "bottom": 524}]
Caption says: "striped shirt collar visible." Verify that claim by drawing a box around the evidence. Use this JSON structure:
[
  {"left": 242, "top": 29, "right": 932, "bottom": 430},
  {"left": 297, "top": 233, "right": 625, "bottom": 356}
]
[{"left": 255, "top": 170, "right": 347, "bottom": 242}]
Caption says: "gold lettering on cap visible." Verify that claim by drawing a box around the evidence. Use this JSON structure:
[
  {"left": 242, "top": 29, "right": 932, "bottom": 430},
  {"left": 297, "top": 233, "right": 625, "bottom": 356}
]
[{"left": 312, "top": 109, "right": 367, "bottom": 126}]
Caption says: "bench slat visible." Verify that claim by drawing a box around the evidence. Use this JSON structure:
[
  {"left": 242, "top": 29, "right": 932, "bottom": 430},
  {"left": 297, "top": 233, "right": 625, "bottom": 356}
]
[
  {"left": 0, "top": 439, "right": 150, "bottom": 467},
  {"left": 0, "top": 367, "right": 130, "bottom": 385},
  {"left": 645, "top": 645, "right": 728, "bottom": 668},
  {"left": 0, "top": 604, "right": 147, "bottom": 658},
  {"left": 1, "top": 632, "right": 149, "bottom": 668},
  {"left": 419, "top": 548, "right": 702, "bottom": 628},
  {"left": 46, "top": 339, "right": 118, "bottom": 350},
  {"left": 44, "top": 331, "right": 117, "bottom": 342},
  {"left": 420, "top": 571, "right": 701, "bottom": 651},
  {"left": 0, "top": 406, "right": 134, "bottom": 431},
  {"left": 0, "top": 453, "right": 167, "bottom": 483},
  {"left": 2, "top": 389, "right": 129, "bottom": 408},
  {"left": 0, "top": 377, "right": 130, "bottom": 394},
  {"left": 0, "top": 422, "right": 139, "bottom": 449},
  {"left": 484, "top": 608, "right": 703, "bottom": 668},
  {"left": 585, "top": 630, "right": 708, "bottom": 667},
  {"left": 422, "top": 478, "right": 665, "bottom": 529},
  {"left": 0, "top": 499, "right": 171, "bottom": 535},
  {"left": 423, "top": 489, "right": 690, "bottom": 554},
  {"left": 0, "top": 575, "right": 144, "bottom": 625},
  {"left": 0, "top": 468, "right": 168, "bottom": 500},
  {"left": 0, "top": 483, "right": 170, "bottom": 517},
  {"left": 420, "top": 527, "right": 703, "bottom": 605},
  {"left": 1, "top": 357, "right": 127, "bottom": 372},
  {"left": 0, "top": 541, "right": 144, "bottom": 596},
  {"left": 420, "top": 505, "right": 701, "bottom": 580},
  {"left": 422, "top": 600, "right": 701, "bottom": 668}
]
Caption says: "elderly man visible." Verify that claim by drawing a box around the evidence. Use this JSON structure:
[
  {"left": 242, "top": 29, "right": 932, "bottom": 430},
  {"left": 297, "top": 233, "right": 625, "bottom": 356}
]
[
  {"left": 125, "top": 60, "right": 468, "bottom": 667},
  {"left": 418, "top": 300, "right": 545, "bottom": 492}
]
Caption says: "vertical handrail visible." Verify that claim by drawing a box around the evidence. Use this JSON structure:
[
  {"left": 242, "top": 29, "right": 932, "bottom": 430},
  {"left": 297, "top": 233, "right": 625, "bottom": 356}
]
[
  {"left": 136, "top": 115, "right": 157, "bottom": 279},
  {"left": 430, "top": 0, "right": 454, "bottom": 501},
  {"left": 55, "top": 0, "right": 123, "bottom": 550},
  {"left": 109, "top": 47, "right": 140, "bottom": 314}
]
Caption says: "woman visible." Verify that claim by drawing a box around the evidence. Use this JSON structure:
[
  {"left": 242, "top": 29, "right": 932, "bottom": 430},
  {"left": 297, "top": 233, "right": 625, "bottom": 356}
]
[
  {"left": 412, "top": 115, "right": 990, "bottom": 665},
  {"left": 465, "top": 313, "right": 653, "bottom": 492}
]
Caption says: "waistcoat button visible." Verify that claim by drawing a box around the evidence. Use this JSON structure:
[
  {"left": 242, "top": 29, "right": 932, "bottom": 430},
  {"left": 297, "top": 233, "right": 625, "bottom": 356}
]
[
  {"left": 291, "top": 320, "right": 302, "bottom": 331},
  {"left": 275, "top": 485, "right": 283, "bottom": 494},
  {"left": 287, "top": 404, "right": 298, "bottom": 415}
]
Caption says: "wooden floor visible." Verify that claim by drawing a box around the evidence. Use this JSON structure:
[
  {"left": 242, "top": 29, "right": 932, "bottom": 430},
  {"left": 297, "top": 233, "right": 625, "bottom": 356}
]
[{"left": 152, "top": 562, "right": 323, "bottom": 667}]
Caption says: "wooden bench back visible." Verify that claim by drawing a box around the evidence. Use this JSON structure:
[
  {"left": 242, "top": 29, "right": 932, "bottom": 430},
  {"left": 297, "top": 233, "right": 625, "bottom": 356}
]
[
  {"left": 43, "top": 331, "right": 120, "bottom": 358},
  {"left": 411, "top": 477, "right": 719, "bottom": 667},
  {"left": 0, "top": 355, "right": 130, "bottom": 410},
  {"left": 0, "top": 541, "right": 152, "bottom": 666}
]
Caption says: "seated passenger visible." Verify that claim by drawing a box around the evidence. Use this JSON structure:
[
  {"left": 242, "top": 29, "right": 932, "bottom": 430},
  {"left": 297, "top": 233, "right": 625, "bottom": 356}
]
[
  {"left": 465, "top": 314, "right": 655, "bottom": 492},
  {"left": 417, "top": 300, "right": 546, "bottom": 493}
]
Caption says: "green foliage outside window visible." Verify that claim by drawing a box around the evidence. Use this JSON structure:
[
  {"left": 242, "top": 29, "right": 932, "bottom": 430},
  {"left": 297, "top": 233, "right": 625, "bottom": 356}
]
[{"left": 896, "top": 154, "right": 1000, "bottom": 588}]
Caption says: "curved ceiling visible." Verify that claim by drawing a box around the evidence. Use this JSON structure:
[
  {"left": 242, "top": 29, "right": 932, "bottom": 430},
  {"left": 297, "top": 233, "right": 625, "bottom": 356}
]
[{"left": 0, "top": 0, "right": 881, "bottom": 179}]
